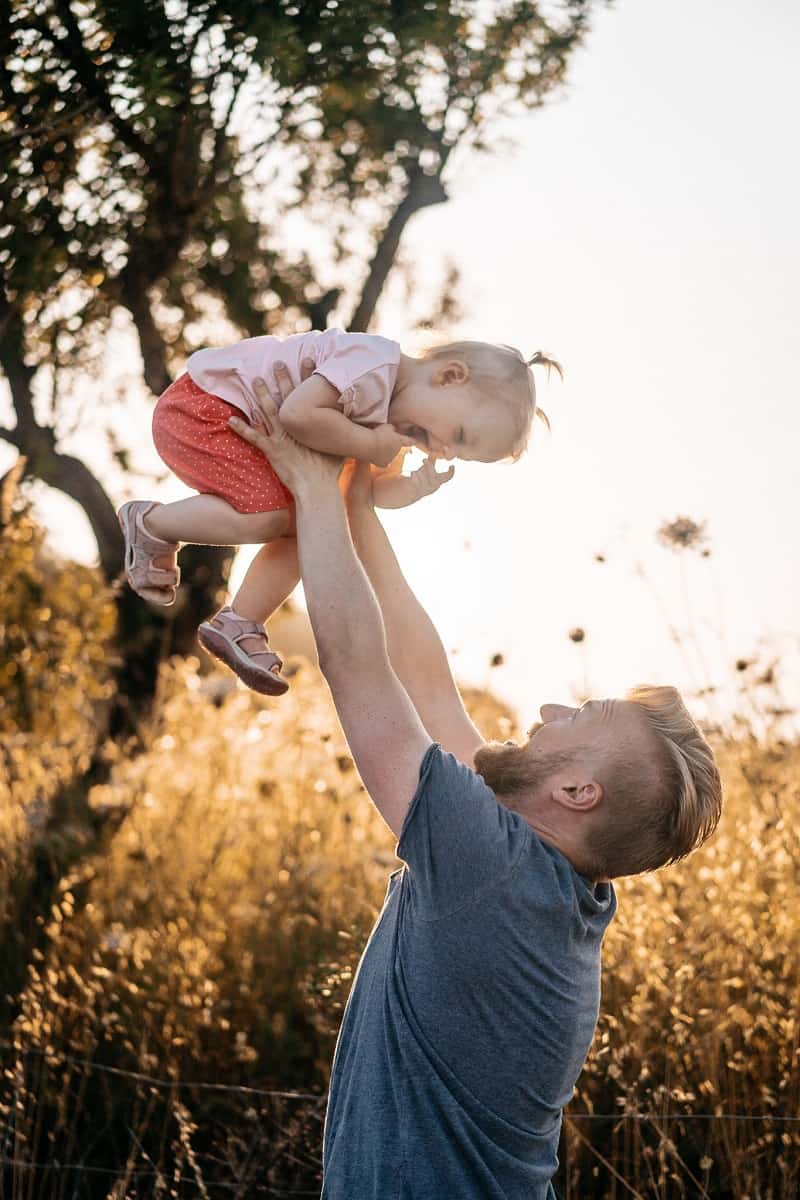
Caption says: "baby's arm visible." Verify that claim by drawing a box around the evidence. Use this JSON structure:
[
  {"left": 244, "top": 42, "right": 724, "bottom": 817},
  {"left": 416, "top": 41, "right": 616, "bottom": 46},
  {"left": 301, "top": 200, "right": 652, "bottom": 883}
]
[
  {"left": 276, "top": 369, "right": 410, "bottom": 466},
  {"left": 372, "top": 453, "right": 455, "bottom": 509}
]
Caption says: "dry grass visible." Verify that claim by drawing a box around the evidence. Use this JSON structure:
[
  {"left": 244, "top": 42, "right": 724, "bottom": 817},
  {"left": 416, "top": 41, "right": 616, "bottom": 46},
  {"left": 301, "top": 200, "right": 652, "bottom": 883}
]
[
  {"left": 567, "top": 735, "right": 800, "bottom": 1197},
  {"left": 2, "top": 507, "right": 799, "bottom": 1196},
  {"left": 0, "top": 499, "right": 116, "bottom": 928}
]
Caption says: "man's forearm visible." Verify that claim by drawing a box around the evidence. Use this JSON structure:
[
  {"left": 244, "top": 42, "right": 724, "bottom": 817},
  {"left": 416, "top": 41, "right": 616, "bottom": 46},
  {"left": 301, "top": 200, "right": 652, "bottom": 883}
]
[
  {"left": 292, "top": 479, "right": 391, "bottom": 679},
  {"left": 347, "top": 502, "right": 483, "bottom": 757}
]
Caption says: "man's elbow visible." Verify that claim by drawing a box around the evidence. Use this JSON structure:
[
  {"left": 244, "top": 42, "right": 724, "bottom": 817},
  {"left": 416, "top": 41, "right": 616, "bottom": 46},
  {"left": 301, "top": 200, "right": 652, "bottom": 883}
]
[{"left": 318, "top": 637, "right": 391, "bottom": 690}]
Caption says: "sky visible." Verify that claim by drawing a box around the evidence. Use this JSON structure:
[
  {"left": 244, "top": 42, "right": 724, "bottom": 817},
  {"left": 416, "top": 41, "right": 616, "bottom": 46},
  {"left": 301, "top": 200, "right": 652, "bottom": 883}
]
[
  {"left": 8, "top": 0, "right": 800, "bottom": 731},
  {"left": 358, "top": 0, "right": 800, "bottom": 728}
]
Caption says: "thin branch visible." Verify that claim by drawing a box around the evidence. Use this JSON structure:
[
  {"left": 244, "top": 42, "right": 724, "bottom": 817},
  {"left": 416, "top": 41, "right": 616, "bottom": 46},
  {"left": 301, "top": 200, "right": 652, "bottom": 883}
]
[
  {"left": 212, "top": 73, "right": 245, "bottom": 167},
  {"left": 0, "top": 100, "right": 93, "bottom": 147},
  {"left": 349, "top": 167, "right": 448, "bottom": 333},
  {"left": 51, "top": 0, "right": 150, "bottom": 159},
  {"left": 0, "top": 424, "right": 21, "bottom": 449},
  {"left": 119, "top": 270, "right": 172, "bottom": 396}
]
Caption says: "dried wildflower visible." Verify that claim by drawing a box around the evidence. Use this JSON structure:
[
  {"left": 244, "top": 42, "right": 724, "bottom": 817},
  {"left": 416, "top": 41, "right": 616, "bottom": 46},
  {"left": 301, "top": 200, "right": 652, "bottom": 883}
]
[{"left": 657, "top": 515, "right": 709, "bottom": 553}]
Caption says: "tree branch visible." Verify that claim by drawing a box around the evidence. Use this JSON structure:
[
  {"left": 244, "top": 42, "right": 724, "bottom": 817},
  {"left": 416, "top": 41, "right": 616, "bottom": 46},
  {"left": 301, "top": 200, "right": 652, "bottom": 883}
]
[
  {"left": 27, "top": 444, "right": 124, "bottom": 579},
  {"left": 51, "top": 0, "right": 150, "bottom": 159},
  {"left": 0, "top": 101, "right": 94, "bottom": 147},
  {"left": 0, "top": 425, "right": 21, "bottom": 449},
  {"left": 348, "top": 168, "right": 448, "bottom": 333},
  {"left": 307, "top": 287, "right": 341, "bottom": 330},
  {"left": 119, "top": 271, "right": 172, "bottom": 396},
  {"left": 0, "top": 300, "right": 38, "bottom": 440}
]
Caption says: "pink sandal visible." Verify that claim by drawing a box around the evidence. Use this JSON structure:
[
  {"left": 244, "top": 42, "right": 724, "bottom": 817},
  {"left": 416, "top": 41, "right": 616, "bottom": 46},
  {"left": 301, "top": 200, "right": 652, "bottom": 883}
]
[
  {"left": 118, "top": 501, "right": 180, "bottom": 605},
  {"left": 197, "top": 607, "right": 289, "bottom": 696}
]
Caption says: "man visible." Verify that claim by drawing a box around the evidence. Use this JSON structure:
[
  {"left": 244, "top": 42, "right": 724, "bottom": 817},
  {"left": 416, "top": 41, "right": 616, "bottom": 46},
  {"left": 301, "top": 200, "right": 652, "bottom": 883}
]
[{"left": 231, "top": 373, "right": 722, "bottom": 1199}]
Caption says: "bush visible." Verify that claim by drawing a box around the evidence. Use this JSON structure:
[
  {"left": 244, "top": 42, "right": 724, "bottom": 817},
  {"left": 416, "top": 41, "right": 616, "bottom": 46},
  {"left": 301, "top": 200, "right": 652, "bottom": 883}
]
[
  {"left": 3, "top": 507, "right": 798, "bottom": 1195},
  {"left": 0, "top": 483, "right": 115, "bottom": 932},
  {"left": 4, "top": 658, "right": 517, "bottom": 1194}
]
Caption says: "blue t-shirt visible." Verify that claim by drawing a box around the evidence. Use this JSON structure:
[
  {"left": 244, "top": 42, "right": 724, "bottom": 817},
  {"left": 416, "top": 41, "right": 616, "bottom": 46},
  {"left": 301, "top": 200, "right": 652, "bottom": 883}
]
[{"left": 322, "top": 744, "right": 617, "bottom": 1199}]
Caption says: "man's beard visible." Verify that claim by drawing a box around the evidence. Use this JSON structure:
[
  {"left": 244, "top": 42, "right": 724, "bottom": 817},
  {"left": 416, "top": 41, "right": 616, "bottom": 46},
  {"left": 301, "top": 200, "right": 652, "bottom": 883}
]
[{"left": 474, "top": 740, "right": 572, "bottom": 798}]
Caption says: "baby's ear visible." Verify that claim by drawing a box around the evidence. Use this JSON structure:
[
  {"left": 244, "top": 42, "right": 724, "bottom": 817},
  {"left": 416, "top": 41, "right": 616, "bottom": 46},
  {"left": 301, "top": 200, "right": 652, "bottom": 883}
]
[{"left": 433, "top": 359, "right": 470, "bottom": 387}]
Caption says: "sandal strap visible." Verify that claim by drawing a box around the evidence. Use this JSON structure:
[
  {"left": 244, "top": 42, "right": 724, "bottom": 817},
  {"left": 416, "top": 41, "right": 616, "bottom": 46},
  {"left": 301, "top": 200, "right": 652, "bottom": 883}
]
[
  {"left": 142, "top": 564, "right": 180, "bottom": 586},
  {"left": 209, "top": 608, "right": 284, "bottom": 668},
  {"left": 132, "top": 504, "right": 179, "bottom": 557},
  {"left": 119, "top": 500, "right": 180, "bottom": 592}
]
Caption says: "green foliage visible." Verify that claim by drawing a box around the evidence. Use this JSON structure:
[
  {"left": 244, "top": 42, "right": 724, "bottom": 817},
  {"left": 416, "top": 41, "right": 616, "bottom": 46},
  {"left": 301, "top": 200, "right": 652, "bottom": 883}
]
[{"left": 0, "top": 0, "right": 592, "bottom": 380}]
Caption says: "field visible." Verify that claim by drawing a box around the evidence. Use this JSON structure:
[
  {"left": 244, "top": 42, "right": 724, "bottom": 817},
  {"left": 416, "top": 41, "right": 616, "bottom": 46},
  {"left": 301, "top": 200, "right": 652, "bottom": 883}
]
[{"left": 1, "top": 503, "right": 799, "bottom": 1198}]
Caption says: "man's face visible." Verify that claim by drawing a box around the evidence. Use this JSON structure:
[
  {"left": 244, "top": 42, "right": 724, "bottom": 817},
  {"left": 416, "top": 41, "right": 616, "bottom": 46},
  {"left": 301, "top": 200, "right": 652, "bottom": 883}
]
[
  {"left": 476, "top": 698, "right": 649, "bottom": 800},
  {"left": 527, "top": 699, "right": 623, "bottom": 756}
]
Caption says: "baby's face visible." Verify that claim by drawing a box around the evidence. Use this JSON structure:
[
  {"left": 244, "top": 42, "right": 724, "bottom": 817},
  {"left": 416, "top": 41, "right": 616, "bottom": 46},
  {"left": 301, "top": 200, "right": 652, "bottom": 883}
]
[{"left": 392, "top": 382, "right": 515, "bottom": 463}]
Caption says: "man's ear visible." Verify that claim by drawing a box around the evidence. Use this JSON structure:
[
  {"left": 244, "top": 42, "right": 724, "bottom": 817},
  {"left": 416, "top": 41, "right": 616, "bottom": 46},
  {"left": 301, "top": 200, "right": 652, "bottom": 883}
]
[
  {"left": 553, "top": 780, "right": 603, "bottom": 813},
  {"left": 432, "top": 359, "right": 470, "bottom": 387}
]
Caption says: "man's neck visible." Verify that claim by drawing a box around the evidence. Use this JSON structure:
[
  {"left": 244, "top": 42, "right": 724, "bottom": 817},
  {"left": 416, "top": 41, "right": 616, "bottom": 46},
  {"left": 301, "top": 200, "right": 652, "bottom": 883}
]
[{"left": 511, "top": 806, "right": 599, "bottom": 884}]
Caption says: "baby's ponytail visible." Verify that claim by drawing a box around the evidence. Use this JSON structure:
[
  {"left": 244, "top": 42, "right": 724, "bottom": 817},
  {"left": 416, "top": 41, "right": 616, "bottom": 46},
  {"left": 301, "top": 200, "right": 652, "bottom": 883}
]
[
  {"left": 525, "top": 350, "right": 563, "bottom": 380},
  {"left": 524, "top": 351, "right": 562, "bottom": 432}
]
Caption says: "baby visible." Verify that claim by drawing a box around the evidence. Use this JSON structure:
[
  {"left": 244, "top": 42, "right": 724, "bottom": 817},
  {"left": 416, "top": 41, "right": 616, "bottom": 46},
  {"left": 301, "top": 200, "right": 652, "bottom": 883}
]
[{"left": 119, "top": 329, "right": 559, "bottom": 694}]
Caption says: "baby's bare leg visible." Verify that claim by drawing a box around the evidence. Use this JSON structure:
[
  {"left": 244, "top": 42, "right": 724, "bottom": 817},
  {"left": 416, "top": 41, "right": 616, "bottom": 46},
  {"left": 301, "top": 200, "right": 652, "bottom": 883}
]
[
  {"left": 232, "top": 537, "right": 300, "bottom": 626},
  {"left": 145, "top": 493, "right": 292, "bottom": 547},
  {"left": 227, "top": 537, "right": 300, "bottom": 657}
]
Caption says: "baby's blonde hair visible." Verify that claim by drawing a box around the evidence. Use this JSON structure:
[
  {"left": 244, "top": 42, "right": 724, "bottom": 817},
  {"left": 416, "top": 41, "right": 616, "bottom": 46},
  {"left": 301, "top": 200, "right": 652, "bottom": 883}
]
[{"left": 422, "top": 341, "right": 562, "bottom": 460}]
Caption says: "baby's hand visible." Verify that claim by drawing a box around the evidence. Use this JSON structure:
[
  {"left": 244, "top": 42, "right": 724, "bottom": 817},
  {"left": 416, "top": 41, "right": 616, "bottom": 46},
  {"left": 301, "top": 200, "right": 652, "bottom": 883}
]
[
  {"left": 372, "top": 456, "right": 455, "bottom": 510},
  {"left": 370, "top": 424, "right": 415, "bottom": 468}
]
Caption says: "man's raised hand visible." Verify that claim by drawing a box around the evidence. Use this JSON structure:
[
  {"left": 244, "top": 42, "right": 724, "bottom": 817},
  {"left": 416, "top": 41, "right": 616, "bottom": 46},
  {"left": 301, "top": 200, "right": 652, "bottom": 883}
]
[{"left": 228, "top": 373, "right": 342, "bottom": 494}]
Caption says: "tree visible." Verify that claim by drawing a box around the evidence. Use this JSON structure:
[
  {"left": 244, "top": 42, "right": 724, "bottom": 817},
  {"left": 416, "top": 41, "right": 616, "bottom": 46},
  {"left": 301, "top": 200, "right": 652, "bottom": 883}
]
[{"left": 1, "top": 0, "right": 594, "bottom": 719}]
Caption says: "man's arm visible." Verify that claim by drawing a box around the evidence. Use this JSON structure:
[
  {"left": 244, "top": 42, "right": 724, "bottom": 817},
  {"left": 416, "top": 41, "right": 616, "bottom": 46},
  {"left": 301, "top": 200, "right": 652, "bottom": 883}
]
[
  {"left": 345, "top": 463, "right": 486, "bottom": 767},
  {"left": 229, "top": 381, "right": 432, "bottom": 838}
]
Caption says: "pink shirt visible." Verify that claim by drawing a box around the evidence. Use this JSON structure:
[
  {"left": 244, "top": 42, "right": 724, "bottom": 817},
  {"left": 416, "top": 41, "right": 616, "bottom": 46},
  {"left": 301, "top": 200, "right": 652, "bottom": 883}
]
[{"left": 186, "top": 329, "right": 401, "bottom": 426}]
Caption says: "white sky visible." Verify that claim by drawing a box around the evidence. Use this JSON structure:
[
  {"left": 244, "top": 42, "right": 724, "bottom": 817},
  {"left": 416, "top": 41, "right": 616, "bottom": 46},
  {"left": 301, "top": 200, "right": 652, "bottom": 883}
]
[{"left": 7, "top": 0, "right": 799, "bottom": 731}]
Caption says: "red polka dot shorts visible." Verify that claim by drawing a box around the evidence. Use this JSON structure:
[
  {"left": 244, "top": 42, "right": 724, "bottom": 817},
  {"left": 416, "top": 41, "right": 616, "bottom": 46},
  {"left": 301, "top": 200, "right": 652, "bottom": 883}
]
[{"left": 152, "top": 373, "right": 292, "bottom": 514}]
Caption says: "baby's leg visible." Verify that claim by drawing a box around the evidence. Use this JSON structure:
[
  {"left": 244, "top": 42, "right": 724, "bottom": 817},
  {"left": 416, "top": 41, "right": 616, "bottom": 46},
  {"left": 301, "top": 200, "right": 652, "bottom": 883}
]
[
  {"left": 197, "top": 536, "right": 300, "bottom": 694},
  {"left": 205, "top": 536, "right": 299, "bottom": 661},
  {"left": 232, "top": 537, "right": 300, "bottom": 627},
  {"left": 145, "top": 493, "right": 291, "bottom": 548}
]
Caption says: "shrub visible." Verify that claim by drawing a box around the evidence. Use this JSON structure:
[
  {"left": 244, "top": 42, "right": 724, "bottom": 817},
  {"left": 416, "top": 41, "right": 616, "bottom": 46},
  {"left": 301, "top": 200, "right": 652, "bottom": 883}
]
[{"left": 0, "top": 484, "right": 115, "bottom": 931}]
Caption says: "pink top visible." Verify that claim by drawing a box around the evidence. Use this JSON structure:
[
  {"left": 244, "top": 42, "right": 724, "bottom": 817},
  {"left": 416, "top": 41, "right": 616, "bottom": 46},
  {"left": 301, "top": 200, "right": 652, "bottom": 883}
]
[{"left": 186, "top": 329, "right": 401, "bottom": 426}]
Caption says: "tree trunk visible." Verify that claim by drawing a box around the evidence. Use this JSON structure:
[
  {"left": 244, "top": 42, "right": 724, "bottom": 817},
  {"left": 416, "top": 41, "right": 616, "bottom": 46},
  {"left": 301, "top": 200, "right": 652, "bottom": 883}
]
[
  {"left": 120, "top": 271, "right": 173, "bottom": 397},
  {"left": 349, "top": 169, "right": 448, "bottom": 333},
  {"left": 34, "top": 440, "right": 126, "bottom": 580}
]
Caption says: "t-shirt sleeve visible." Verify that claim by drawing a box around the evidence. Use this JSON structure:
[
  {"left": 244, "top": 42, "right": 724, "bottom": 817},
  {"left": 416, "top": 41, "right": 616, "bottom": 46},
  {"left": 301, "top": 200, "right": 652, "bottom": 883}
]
[
  {"left": 397, "top": 744, "right": 530, "bottom": 919},
  {"left": 313, "top": 332, "right": 399, "bottom": 427}
]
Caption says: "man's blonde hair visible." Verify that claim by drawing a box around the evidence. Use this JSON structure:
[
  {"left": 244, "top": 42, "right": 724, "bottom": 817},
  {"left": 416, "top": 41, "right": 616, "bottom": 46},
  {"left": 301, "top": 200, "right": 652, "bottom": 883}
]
[
  {"left": 586, "top": 685, "right": 723, "bottom": 878},
  {"left": 423, "top": 341, "right": 562, "bottom": 459}
]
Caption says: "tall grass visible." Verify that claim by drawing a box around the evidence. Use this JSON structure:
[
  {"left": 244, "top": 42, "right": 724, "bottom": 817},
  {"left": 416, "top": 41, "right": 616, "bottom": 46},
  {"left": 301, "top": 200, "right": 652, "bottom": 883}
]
[
  {"left": 2, "top": 505, "right": 798, "bottom": 1196},
  {"left": 565, "top": 733, "right": 800, "bottom": 1197}
]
